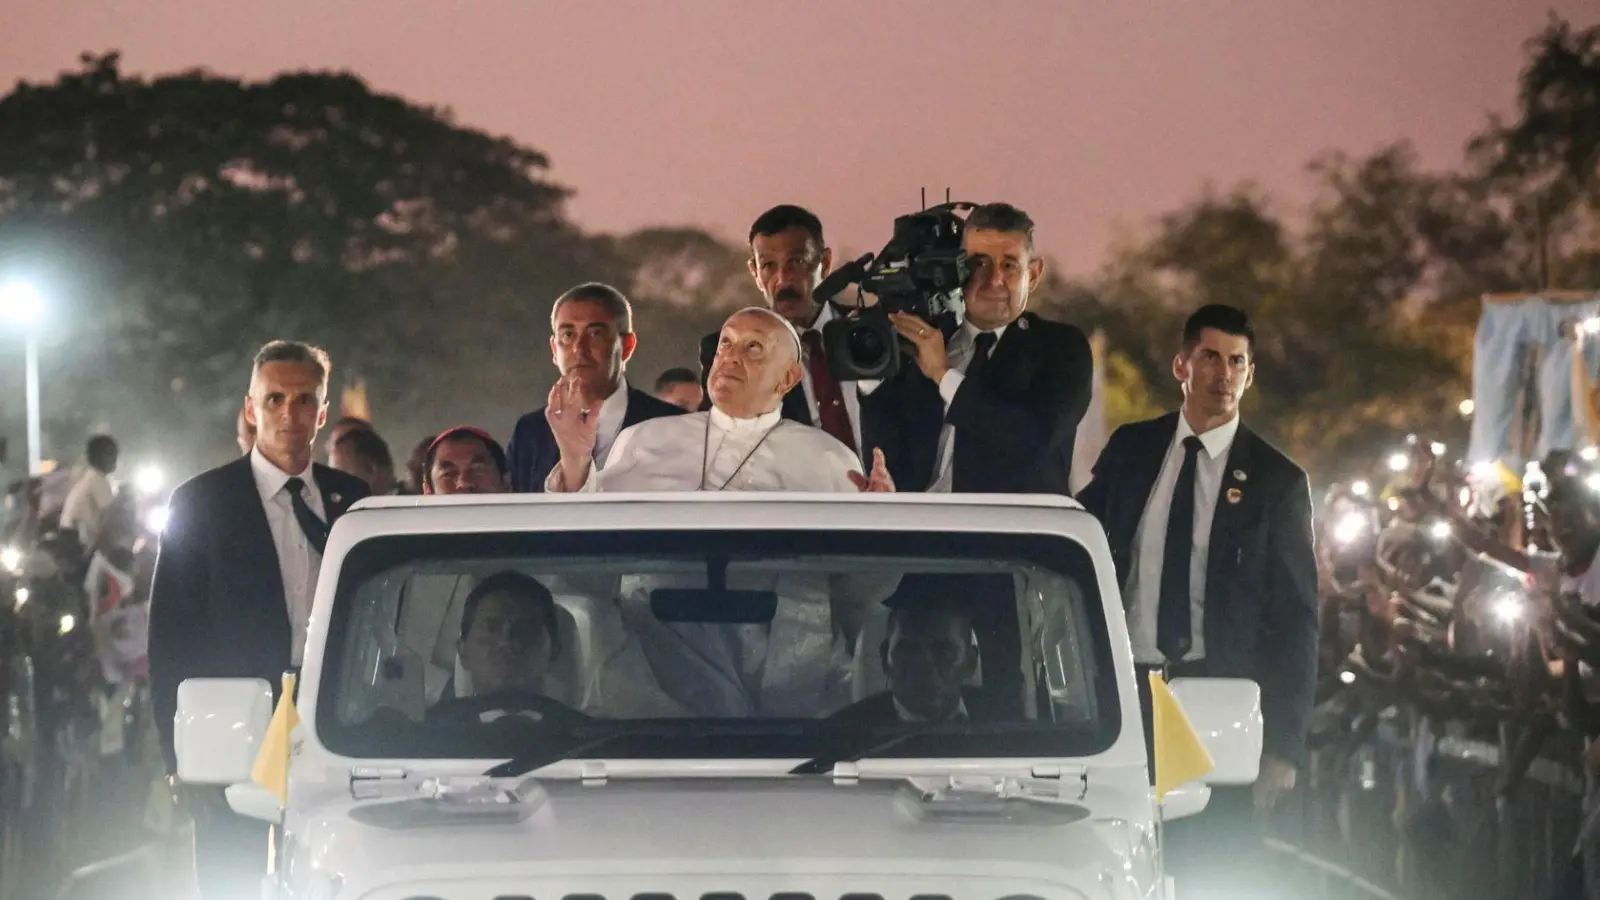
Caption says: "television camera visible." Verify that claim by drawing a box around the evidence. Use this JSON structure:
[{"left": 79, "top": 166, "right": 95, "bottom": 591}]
[{"left": 816, "top": 200, "right": 975, "bottom": 381}]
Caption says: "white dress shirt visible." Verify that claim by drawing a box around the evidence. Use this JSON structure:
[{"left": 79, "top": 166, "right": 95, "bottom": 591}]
[
  {"left": 798, "top": 303, "right": 864, "bottom": 455},
  {"left": 62, "top": 468, "right": 116, "bottom": 549},
  {"left": 590, "top": 380, "right": 631, "bottom": 467},
  {"left": 928, "top": 321, "right": 1008, "bottom": 492},
  {"left": 548, "top": 406, "right": 863, "bottom": 493},
  {"left": 545, "top": 404, "right": 865, "bottom": 717},
  {"left": 249, "top": 447, "right": 327, "bottom": 666},
  {"left": 1125, "top": 413, "right": 1241, "bottom": 664}
]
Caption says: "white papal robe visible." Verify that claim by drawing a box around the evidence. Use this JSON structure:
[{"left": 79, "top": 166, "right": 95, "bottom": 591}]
[{"left": 546, "top": 406, "right": 877, "bottom": 718}]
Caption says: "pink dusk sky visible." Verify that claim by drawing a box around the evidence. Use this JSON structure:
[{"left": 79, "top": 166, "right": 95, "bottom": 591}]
[{"left": 2, "top": 0, "right": 1594, "bottom": 275}]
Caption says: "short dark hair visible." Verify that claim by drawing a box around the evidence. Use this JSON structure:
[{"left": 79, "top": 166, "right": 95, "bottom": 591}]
[
  {"left": 1181, "top": 304, "right": 1256, "bottom": 357},
  {"left": 85, "top": 435, "right": 118, "bottom": 471},
  {"left": 252, "top": 341, "right": 331, "bottom": 394},
  {"left": 749, "top": 204, "right": 824, "bottom": 249},
  {"left": 550, "top": 282, "right": 633, "bottom": 335},
  {"left": 422, "top": 427, "right": 508, "bottom": 490},
  {"left": 965, "top": 203, "right": 1036, "bottom": 253},
  {"left": 334, "top": 427, "right": 393, "bottom": 471},
  {"left": 654, "top": 367, "right": 698, "bottom": 392},
  {"left": 458, "top": 570, "right": 560, "bottom": 657},
  {"left": 330, "top": 416, "right": 372, "bottom": 435}
]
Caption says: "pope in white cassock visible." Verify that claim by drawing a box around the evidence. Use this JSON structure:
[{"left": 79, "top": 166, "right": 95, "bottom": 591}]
[{"left": 545, "top": 307, "right": 896, "bottom": 718}]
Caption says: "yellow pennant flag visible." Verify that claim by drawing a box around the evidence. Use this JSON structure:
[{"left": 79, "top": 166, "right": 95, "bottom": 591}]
[
  {"left": 340, "top": 378, "right": 372, "bottom": 423},
  {"left": 251, "top": 672, "right": 300, "bottom": 806},
  {"left": 1149, "top": 671, "right": 1214, "bottom": 801}
]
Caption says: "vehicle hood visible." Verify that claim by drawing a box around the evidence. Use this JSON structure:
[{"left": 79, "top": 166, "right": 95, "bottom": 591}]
[{"left": 286, "top": 776, "right": 1153, "bottom": 899}]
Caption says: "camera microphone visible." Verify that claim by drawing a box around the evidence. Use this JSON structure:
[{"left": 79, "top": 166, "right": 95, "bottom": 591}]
[{"left": 815, "top": 254, "right": 873, "bottom": 306}]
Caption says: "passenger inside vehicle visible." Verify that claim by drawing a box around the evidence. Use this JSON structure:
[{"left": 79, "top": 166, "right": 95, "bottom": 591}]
[
  {"left": 832, "top": 582, "right": 991, "bottom": 727},
  {"left": 425, "top": 570, "right": 587, "bottom": 726}
]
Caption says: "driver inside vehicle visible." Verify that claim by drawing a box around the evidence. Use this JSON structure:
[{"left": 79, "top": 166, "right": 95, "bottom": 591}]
[
  {"left": 831, "top": 586, "right": 992, "bottom": 727},
  {"left": 427, "top": 570, "right": 585, "bottom": 725}
]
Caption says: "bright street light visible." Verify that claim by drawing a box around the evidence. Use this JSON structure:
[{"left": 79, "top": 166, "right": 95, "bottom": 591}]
[
  {"left": 134, "top": 464, "right": 165, "bottom": 495},
  {"left": 0, "top": 279, "right": 44, "bottom": 475},
  {"left": 0, "top": 281, "right": 43, "bottom": 325}
]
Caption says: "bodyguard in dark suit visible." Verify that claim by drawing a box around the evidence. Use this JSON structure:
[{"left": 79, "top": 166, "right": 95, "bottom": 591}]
[
  {"left": 697, "top": 205, "right": 868, "bottom": 458},
  {"left": 509, "top": 282, "right": 684, "bottom": 492},
  {"left": 1077, "top": 305, "right": 1317, "bottom": 889},
  {"left": 856, "top": 202, "right": 1094, "bottom": 494},
  {"left": 150, "top": 340, "right": 369, "bottom": 899}
]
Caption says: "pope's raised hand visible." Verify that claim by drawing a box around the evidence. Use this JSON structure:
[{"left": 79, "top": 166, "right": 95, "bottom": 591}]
[
  {"left": 545, "top": 375, "right": 598, "bottom": 489},
  {"left": 849, "top": 448, "right": 896, "bottom": 493}
]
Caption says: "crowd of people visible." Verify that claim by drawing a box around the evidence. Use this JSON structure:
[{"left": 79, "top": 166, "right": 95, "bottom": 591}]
[
  {"left": 142, "top": 200, "right": 1318, "bottom": 898},
  {"left": 1311, "top": 435, "right": 1600, "bottom": 898}
]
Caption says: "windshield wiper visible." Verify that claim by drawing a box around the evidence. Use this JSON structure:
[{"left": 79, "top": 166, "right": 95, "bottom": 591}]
[
  {"left": 485, "top": 728, "right": 668, "bottom": 778},
  {"left": 790, "top": 722, "right": 963, "bottom": 776},
  {"left": 789, "top": 721, "right": 1055, "bottom": 776}
]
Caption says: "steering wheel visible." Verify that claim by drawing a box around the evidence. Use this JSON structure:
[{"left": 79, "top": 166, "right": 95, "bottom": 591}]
[{"left": 427, "top": 690, "right": 589, "bottom": 729}]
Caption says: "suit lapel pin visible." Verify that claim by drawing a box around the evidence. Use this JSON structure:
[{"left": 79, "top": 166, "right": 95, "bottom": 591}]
[
  {"left": 1226, "top": 487, "right": 1243, "bottom": 505},
  {"left": 331, "top": 493, "right": 343, "bottom": 505},
  {"left": 1232, "top": 469, "right": 1247, "bottom": 482},
  {"left": 1017, "top": 317, "right": 1029, "bottom": 330}
]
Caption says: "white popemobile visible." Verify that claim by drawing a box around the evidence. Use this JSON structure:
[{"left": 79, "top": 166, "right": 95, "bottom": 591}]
[{"left": 174, "top": 492, "right": 1261, "bottom": 900}]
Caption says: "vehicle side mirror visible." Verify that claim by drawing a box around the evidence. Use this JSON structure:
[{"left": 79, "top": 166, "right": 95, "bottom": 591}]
[
  {"left": 175, "top": 677, "right": 274, "bottom": 785},
  {"left": 1166, "top": 677, "right": 1262, "bottom": 786}
]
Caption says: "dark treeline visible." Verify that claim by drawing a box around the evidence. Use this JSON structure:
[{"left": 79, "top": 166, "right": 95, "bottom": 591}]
[{"left": 0, "top": 17, "right": 1596, "bottom": 478}]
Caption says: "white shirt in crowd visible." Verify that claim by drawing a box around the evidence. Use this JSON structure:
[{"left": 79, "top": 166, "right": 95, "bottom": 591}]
[
  {"left": 548, "top": 406, "right": 862, "bottom": 493},
  {"left": 1125, "top": 413, "right": 1241, "bottom": 664},
  {"left": 798, "top": 303, "right": 864, "bottom": 454},
  {"left": 590, "top": 380, "right": 631, "bottom": 468},
  {"left": 61, "top": 467, "right": 116, "bottom": 550},
  {"left": 248, "top": 446, "right": 327, "bottom": 666}
]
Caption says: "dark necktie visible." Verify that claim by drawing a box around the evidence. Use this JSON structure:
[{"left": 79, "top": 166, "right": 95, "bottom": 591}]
[
  {"left": 965, "top": 331, "right": 997, "bottom": 382},
  {"left": 283, "top": 477, "right": 329, "bottom": 555},
  {"left": 1158, "top": 436, "right": 1204, "bottom": 661},
  {"left": 801, "top": 330, "right": 856, "bottom": 451}
]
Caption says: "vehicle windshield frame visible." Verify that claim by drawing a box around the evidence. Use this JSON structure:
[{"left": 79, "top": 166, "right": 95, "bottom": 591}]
[{"left": 316, "top": 527, "right": 1120, "bottom": 761}]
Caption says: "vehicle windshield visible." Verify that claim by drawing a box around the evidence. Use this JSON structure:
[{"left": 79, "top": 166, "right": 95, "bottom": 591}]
[{"left": 318, "top": 528, "right": 1118, "bottom": 761}]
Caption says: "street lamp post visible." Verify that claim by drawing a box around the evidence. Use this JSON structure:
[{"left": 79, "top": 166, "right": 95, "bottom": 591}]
[
  {"left": 23, "top": 333, "right": 39, "bottom": 475},
  {"left": 0, "top": 280, "right": 44, "bottom": 474}
]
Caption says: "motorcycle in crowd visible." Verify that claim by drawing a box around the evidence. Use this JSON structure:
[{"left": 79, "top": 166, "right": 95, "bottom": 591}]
[{"left": 0, "top": 471, "right": 163, "bottom": 899}]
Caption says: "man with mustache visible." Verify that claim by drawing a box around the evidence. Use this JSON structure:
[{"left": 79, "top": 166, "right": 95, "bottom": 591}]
[{"left": 697, "top": 205, "right": 866, "bottom": 460}]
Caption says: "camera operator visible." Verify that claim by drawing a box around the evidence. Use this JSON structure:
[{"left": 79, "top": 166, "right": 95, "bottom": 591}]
[
  {"left": 857, "top": 202, "right": 1093, "bottom": 494},
  {"left": 697, "top": 205, "right": 865, "bottom": 458}
]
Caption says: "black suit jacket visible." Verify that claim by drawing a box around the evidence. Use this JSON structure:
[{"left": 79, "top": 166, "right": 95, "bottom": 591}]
[
  {"left": 697, "top": 331, "right": 812, "bottom": 424},
  {"left": 857, "top": 311, "right": 1093, "bottom": 493},
  {"left": 507, "top": 384, "right": 685, "bottom": 492},
  {"left": 149, "top": 456, "right": 370, "bottom": 772},
  {"left": 1076, "top": 412, "right": 1319, "bottom": 766}
]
